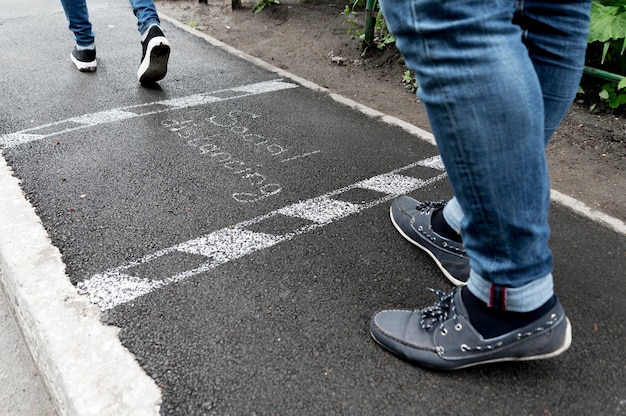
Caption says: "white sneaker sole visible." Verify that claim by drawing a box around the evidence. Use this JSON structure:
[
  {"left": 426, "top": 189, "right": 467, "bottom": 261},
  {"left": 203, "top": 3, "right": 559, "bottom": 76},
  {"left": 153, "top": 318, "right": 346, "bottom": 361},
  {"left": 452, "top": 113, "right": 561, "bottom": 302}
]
[
  {"left": 70, "top": 52, "right": 97, "bottom": 72},
  {"left": 137, "top": 36, "right": 170, "bottom": 83}
]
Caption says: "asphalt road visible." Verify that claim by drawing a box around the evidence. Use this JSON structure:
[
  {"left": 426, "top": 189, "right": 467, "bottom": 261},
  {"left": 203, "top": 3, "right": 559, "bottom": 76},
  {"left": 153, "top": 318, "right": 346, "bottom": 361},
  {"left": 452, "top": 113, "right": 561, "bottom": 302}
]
[{"left": 1, "top": 0, "right": 625, "bottom": 415}]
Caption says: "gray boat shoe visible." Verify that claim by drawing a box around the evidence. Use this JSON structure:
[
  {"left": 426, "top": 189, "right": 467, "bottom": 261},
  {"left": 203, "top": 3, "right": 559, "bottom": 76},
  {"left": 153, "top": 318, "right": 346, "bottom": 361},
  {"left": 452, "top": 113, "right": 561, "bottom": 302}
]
[
  {"left": 390, "top": 197, "right": 469, "bottom": 286},
  {"left": 369, "top": 288, "right": 572, "bottom": 370}
]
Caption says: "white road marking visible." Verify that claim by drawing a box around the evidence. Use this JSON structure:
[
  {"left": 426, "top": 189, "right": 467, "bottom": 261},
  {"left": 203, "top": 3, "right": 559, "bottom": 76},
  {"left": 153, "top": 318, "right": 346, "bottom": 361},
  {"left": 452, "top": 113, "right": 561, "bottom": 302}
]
[
  {"left": 278, "top": 197, "right": 362, "bottom": 224},
  {"left": 0, "top": 80, "right": 298, "bottom": 148},
  {"left": 77, "top": 157, "right": 448, "bottom": 310}
]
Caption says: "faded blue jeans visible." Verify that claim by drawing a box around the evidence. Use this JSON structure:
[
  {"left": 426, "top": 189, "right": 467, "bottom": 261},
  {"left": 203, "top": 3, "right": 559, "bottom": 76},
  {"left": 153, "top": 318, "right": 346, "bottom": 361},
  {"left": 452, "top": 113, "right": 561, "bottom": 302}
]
[
  {"left": 379, "top": 0, "right": 591, "bottom": 311},
  {"left": 60, "top": 0, "right": 161, "bottom": 46}
]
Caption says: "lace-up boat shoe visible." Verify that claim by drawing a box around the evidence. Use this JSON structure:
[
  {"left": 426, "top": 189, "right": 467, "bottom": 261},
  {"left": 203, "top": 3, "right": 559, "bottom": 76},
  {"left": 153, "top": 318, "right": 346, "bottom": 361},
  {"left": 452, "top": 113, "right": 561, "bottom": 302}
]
[
  {"left": 137, "top": 25, "right": 170, "bottom": 84},
  {"left": 369, "top": 289, "right": 572, "bottom": 370},
  {"left": 390, "top": 196, "right": 469, "bottom": 286},
  {"left": 70, "top": 46, "right": 97, "bottom": 72}
]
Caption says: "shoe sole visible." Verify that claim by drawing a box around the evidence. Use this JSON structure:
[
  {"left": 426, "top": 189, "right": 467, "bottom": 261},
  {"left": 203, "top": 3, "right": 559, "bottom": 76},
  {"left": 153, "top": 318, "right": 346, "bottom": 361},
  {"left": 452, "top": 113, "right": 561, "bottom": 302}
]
[
  {"left": 138, "top": 37, "right": 170, "bottom": 83},
  {"left": 370, "top": 317, "right": 572, "bottom": 370},
  {"left": 70, "top": 52, "right": 97, "bottom": 72},
  {"left": 389, "top": 205, "right": 467, "bottom": 287}
]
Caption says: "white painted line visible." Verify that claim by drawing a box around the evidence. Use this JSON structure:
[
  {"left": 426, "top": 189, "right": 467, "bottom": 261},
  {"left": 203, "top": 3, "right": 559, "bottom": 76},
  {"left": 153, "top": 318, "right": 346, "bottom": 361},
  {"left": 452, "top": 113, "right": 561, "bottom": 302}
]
[
  {"left": 179, "top": 228, "right": 282, "bottom": 260},
  {"left": 161, "top": 94, "right": 221, "bottom": 109},
  {"left": 278, "top": 197, "right": 362, "bottom": 224},
  {"left": 0, "top": 80, "right": 298, "bottom": 149},
  {"left": 83, "top": 271, "right": 170, "bottom": 310},
  {"left": 356, "top": 173, "right": 425, "bottom": 195},
  {"left": 70, "top": 109, "right": 137, "bottom": 126},
  {"left": 231, "top": 79, "right": 298, "bottom": 94},
  {"left": 0, "top": 154, "right": 161, "bottom": 416},
  {"left": 417, "top": 155, "right": 447, "bottom": 171},
  {"left": 77, "top": 158, "right": 448, "bottom": 310},
  {"left": 0, "top": 133, "right": 46, "bottom": 148}
]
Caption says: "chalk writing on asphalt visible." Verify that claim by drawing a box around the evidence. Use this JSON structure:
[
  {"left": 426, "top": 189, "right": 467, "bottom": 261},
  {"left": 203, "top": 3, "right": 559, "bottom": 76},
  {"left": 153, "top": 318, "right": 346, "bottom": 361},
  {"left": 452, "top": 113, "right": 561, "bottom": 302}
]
[
  {"left": 162, "top": 110, "right": 321, "bottom": 203},
  {"left": 77, "top": 155, "right": 447, "bottom": 310}
]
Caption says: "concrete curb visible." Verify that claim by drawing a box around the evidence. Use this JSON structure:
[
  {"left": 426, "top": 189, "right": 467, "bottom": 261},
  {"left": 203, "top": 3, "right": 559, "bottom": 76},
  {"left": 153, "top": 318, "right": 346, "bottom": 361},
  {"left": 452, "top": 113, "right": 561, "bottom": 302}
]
[{"left": 0, "top": 155, "right": 162, "bottom": 416}]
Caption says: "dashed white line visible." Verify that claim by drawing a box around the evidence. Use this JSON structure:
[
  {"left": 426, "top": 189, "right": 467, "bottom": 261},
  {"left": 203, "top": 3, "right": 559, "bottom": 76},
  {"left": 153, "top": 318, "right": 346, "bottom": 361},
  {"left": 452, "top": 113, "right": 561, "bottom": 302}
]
[
  {"left": 77, "top": 156, "right": 448, "bottom": 310},
  {"left": 0, "top": 80, "right": 298, "bottom": 148}
]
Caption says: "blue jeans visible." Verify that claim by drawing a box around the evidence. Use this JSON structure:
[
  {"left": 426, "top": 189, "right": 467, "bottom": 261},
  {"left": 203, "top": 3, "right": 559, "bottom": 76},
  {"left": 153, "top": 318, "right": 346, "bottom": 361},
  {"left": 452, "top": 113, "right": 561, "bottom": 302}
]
[
  {"left": 60, "top": 0, "right": 161, "bottom": 46},
  {"left": 380, "top": 0, "right": 591, "bottom": 311}
]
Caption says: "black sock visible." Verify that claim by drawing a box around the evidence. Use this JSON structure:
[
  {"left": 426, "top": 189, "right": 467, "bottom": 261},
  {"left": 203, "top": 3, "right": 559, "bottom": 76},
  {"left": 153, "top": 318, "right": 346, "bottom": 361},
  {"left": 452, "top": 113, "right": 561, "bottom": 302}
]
[
  {"left": 431, "top": 208, "right": 462, "bottom": 243},
  {"left": 461, "top": 287, "right": 557, "bottom": 339}
]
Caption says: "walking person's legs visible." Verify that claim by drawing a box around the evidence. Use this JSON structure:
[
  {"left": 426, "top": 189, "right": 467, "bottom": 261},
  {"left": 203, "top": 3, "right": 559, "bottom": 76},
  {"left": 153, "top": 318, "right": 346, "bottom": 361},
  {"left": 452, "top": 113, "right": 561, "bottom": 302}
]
[
  {"left": 128, "top": 0, "right": 170, "bottom": 83},
  {"left": 60, "top": 0, "right": 97, "bottom": 71},
  {"left": 59, "top": 0, "right": 169, "bottom": 81}
]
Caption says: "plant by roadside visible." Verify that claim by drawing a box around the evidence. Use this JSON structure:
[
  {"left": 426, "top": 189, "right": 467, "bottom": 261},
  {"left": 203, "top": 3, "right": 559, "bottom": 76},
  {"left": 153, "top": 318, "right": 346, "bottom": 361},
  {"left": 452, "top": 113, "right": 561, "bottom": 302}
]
[
  {"left": 184, "top": 20, "right": 205, "bottom": 30},
  {"left": 252, "top": 0, "right": 280, "bottom": 13},
  {"left": 583, "top": 0, "right": 626, "bottom": 110},
  {"left": 402, "top": 70, "right": 418, "bottom": 93},
  {"left": 337, "top": 0, "right": 626, "bottom": 111},
  {"left": 599, "top": 80, "right": 626, "bottom": 108},
  {"left": 588, "top": 0, "right": 626, "bottom": 67},
  {"left": 341, "top": 0, "right": 365, "bottom": 41},
  {"left": 341, "top": 0, "right": 394, "bottom": 53}
]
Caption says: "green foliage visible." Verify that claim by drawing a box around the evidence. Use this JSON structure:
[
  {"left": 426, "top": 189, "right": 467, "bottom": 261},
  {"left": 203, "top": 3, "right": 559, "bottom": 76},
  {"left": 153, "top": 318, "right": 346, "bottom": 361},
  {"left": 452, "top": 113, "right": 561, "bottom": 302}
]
[
  {"left": 588, "top": 0, "right": 626, "bottom": 64},
  {"left": 585, "top": 0, "right": 626, "bottom": 110},
  {"left": 252, "top": 0, "right": 280, "bottom": 13},
  {"left": 184, "top": 21, "right": 205, "bottom": 30},
  {"left": 343, "top": 0, "right": 394, "bottom": 50},
  {"left": 599, "top": 81, "right": 626, "bottom": 108},
  {"left": 340, "top": 0, "right": 626, "bottom": 108},
  {"left": 371, "top": 10, "right": 395, "bottom": 50},
  {"left": 402, "top": 70, "right": 418, "bottom": 92},
  {"left": 342, "top": 3, "right": 364, "bottom": 40}
]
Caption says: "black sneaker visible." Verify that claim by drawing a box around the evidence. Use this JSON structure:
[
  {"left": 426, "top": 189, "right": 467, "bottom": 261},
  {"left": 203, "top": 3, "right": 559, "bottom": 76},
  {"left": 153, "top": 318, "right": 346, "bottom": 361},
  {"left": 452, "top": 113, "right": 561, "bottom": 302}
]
[
  {"left": 70, "top": 46, "right": 97, "bottom": 72},
  {"left": 137, "top": 25, "right": 170, "bottom": 84},
  {"left": 370, "top": 288, "right": 572, "bottom": 370},
  {"left": 390, "top": 196, "right": 469, "bottom": 286}
]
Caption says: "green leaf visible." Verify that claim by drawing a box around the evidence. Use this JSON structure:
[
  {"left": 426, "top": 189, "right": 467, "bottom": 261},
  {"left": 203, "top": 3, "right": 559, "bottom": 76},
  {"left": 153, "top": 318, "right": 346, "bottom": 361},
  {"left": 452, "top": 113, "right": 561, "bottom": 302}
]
[
  {"left": 601, "top": 41, "right": 611, "bottom": 64},
  {"left": 599, "top": 89, "right": 610, "bottom": 99},
  {"left": 618, "top": 78, "right": 626, "bottom": 90},
  {"left": 588, "top": 2, "right": 626, "bottom": 43}
]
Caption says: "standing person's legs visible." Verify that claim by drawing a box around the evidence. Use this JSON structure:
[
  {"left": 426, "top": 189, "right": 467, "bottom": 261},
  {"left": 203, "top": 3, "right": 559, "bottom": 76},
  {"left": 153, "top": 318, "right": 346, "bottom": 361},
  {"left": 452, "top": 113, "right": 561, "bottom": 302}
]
[
  {"left": 390, "top": 0, "right": 591, "bottom": 289},
  {"left": 60, "top": 0, "right": 97, "bottom": 71},
  {"left": 370, "top": 0, "right": 591, "bottom": 369}
]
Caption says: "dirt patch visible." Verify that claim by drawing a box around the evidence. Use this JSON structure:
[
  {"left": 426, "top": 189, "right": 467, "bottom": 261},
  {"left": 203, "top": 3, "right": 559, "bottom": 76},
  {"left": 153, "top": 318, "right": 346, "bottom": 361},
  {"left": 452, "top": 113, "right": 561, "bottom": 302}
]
[{"left": 156, "top": 0, "right": 625, "bottom": 222}]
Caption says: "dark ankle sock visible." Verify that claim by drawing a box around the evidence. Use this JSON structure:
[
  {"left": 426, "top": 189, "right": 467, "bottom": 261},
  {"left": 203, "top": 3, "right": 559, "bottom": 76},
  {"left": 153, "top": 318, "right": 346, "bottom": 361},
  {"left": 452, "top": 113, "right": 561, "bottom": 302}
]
[
  {"left": 431, "top": 208, "right": 462, "bottom": 243},
  {"left": 461, "top": 287, "right": 557, "bottom": 339}
]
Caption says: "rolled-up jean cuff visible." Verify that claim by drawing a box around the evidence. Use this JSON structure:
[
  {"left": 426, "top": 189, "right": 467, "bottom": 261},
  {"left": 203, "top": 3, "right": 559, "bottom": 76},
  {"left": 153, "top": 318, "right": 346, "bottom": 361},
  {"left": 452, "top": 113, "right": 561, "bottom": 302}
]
[
  {"left": 442, "top": 196, "right": 463, "bottom": 234},
  {"left": 466, "top": 270, "right": 554, "bottom": 312}
]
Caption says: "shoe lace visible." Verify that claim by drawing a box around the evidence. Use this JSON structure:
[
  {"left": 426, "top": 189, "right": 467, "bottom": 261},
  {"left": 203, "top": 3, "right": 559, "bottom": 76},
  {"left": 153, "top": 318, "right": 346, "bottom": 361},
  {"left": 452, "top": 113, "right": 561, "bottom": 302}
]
[
  {"left": 415, "top": 200, "right": 448, "bottom": 213},
  {"left": 419, "top": 288, "right": 460, "bottom": 332}
]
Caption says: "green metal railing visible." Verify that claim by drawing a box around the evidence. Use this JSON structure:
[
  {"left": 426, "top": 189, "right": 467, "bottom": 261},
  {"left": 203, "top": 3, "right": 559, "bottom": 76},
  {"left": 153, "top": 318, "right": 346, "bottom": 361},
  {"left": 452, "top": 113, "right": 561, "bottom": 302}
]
[{"left": 583, "top": 66, "right": 626, "bottom": 84}]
